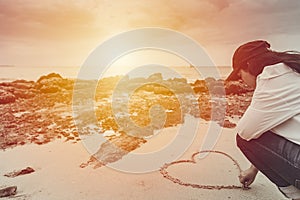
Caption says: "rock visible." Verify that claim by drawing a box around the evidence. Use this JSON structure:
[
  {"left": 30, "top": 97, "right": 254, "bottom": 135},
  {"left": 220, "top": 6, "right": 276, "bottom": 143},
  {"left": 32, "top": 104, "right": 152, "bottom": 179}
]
[
  {"left": 5, "top": 139, "right": 18, "bottom": 146},
  {"left": 153, "top": 86, "right": 173, "bottom": 95},
  {"left": 205, "top": 77, "right": 216, "bottom": 84},
  {"left": 225, "top": 81, "right": 250, "bottom": 95},
  {"left": 0, "top": 89, "right": 16, "bottom": 104},
  {"left": 11, "top": 89, "right": 35, "bottom": 99},
  {"left": 2, "top": 112, "right": 15, "bottom": 121},
  {"left": 170, "top": 77, "right": 187, "bottom": 84},
  {"left": 37, "top": 73, "right": 63, "bottom": 83},
  {"left": 12, "top": 79, "right": 34, "bottom": 84},
  {"left": 36, "top": 73, "right": 69, "bottom": 92},
  {"left": 147, "top": 73, "right": 163, "bottom": 82},
  {"left": 139, "top": 84, "right": 154, "bottom": 92},
  {"left": 0, "top": 80, "right": 34, "bottom": 91},
  {"left": 193, "top": 79, "right": 206, "bottom": 86},
  {"left": 91, "top": 132, "right": 146, "bottom": 165},
  {"left": 166, "top": 79, "right": 191, "bottom": 94},
  {"left": 211, "top": 85, "right": 226, "bottom": 96},
  {"left": 67, "top": 136, "right": 75, "bottom": 141},
  {"left": 193, "top": 85, "right": 208, "bottom": 93},
  {"left": 61, "top": 132, "right": 70, "bottom": 137},
  {"left": 206, "top": 79, "right": 223, "bottom": 91},
  {"left": 61, "top": 79, "right": 74, "bottom": 90},
  {"left": 0, "top": 82, "right": 11, "bottom": 87},
  {"left": 4, "top": 123, "right": 17, "bottom": 128},
  {"left": 219, "top": 119, "right": 236, "bottom": 128},
  {"left": 92, "top": 141, "right": 128, "bottom": 164},
  {"left": 40, "top": 85, "right": 60, "bottom": 93},
  {"left": 11, "top": 80, "right": 35, "bottom": 90},
  {"left": 193, "top": 79, "right": 208, "bottom": 93},
  {"left": 4, "top": 167, "right": 35, "bottom": 178},
  {"left": 0, "top": 186, "right": 17, "bottom": 198}
]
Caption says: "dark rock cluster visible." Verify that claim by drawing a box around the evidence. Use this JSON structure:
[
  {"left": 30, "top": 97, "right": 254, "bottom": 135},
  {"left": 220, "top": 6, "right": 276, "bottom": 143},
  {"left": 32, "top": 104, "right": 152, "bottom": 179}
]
[
  {"left": 0, "top": 73, "right": 76, "bottom": 149},
  {"left": 0, "top": 73, "right": 253, "bottom": 166},
  {"left": 0, "top": 186, "right": 17, "bottom": 198},
  {"left": 4, "top": 167, "right": 35, "bottom": 178}
]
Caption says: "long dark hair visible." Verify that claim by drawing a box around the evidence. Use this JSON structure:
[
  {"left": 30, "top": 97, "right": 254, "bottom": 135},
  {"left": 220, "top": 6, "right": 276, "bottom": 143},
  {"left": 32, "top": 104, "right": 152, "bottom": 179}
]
[{"left": 246, "top": 50, "right": 300, "bottom": 77}]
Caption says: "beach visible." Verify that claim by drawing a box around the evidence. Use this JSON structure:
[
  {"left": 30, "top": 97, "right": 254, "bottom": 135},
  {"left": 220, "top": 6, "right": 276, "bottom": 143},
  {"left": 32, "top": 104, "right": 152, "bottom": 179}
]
[
  {"left": 0, "top": 122, "right": 286, "bottom": 200},
  {"left": 0, "top": 72, "right": 287, "bottom": 199},
  {"left": 1, "top": 0, "right": 300, "bottom": 198}
]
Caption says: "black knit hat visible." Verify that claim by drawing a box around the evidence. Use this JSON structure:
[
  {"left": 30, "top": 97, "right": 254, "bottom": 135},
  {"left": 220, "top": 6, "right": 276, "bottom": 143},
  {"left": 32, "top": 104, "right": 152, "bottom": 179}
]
[{"left": 226, "top": 40, "right": 271, "bottom": 81}]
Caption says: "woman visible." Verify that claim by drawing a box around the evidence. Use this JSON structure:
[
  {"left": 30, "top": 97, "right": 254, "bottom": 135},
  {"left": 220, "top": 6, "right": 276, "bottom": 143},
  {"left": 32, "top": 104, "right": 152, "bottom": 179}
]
[{"left": 226, "top": 40, "right": 300, "bottom": 199}]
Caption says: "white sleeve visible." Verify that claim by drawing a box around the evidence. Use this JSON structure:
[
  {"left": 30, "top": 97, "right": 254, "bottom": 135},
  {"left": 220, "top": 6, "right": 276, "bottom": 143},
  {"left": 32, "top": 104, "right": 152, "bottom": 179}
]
[{"left": 237, "top": 72, "right": 300, "bottom": 140}]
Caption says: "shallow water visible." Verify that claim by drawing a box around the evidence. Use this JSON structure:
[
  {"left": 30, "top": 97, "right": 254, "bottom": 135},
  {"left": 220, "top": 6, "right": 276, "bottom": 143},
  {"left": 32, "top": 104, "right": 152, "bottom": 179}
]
[{"left": 0, "top": 66, "right": 231, "bottom": 82}]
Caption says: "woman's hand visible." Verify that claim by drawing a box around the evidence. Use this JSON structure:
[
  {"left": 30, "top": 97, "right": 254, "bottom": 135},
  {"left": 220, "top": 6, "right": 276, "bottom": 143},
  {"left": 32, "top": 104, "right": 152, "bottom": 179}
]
[{"left": 239, "top": 165, "right": 259, "bottom": 188}]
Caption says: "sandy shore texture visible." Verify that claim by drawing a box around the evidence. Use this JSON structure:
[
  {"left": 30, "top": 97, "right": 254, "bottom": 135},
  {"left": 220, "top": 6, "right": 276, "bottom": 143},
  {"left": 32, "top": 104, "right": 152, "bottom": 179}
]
[
  {"left": 0, "top": 120, "right": 286, "bottom": 200},
  {"left": 0, "top": 73, "right": 287, "bottom": 199}
]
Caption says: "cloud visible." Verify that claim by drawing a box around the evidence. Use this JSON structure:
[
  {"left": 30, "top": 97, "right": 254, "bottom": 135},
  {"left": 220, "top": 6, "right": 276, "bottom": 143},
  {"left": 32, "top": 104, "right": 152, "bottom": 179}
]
[
  {"left": 1, "top": 0, "right": 299, "bottom": 44},
  {"left": 0, "top": 0, "right": 98, "bottom": 41},
  {"left": 0, "top": 0, "right": 300, "bottom": 66}
]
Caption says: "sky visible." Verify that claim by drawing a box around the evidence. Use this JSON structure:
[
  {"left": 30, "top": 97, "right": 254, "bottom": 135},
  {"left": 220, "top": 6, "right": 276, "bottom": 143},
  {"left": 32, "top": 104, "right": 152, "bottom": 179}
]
[{"left": 1, "top": 0, "right": 300, "bottom": 67}]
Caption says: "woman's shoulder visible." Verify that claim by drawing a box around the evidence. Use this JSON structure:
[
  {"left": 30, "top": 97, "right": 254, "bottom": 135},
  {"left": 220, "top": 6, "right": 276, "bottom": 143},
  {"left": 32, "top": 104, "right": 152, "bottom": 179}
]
[
  {"left": 259, "top": 63, "right": 297, "bottom": 79},
  {"left": 254, "top": 63, "right": 300, "bottom": 101}
]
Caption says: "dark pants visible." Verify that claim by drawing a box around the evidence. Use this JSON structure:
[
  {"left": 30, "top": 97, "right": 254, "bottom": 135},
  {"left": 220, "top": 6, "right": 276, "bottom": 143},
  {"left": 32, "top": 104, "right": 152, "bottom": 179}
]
[{"left": 236, "top": 131, "right": 300, "bottom": 188}]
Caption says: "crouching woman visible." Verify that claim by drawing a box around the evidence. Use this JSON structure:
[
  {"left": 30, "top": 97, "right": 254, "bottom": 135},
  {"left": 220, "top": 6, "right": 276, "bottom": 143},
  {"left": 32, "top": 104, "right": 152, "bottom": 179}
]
[{"left": 227, "top": 40, "right": 300, "bottom": 200}]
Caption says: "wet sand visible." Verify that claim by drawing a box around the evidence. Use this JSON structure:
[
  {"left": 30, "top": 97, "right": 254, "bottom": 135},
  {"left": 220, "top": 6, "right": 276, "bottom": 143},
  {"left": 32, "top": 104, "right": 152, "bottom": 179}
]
[{"left": 0, "top": 119, "right": 286, "bottom": 200}]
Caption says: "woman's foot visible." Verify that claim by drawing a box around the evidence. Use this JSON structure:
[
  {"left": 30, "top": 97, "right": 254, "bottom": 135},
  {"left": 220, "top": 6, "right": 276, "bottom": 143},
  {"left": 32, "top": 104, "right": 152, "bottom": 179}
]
[{"left": 279, "top": 185, "right": 300, "bottom": 200}]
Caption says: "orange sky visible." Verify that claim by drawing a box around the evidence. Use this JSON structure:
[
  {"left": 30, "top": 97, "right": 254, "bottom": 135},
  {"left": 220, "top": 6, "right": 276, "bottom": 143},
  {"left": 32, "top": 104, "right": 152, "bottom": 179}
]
[{"left": 0, "top": 0, "right": 300, "bottom": 67}]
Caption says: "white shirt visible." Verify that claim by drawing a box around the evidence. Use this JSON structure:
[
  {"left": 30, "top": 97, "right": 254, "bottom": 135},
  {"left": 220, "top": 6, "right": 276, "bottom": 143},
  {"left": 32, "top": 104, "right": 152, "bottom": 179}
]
[{"left": 237, "top": 63, "right": 300, "bottom": 145}]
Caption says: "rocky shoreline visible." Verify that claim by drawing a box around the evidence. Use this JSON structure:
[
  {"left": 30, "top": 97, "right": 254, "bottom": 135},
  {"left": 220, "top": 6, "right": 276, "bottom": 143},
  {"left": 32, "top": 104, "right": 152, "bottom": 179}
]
[{"left": 0, "top": 72, "right": 253, "bottom": 166}]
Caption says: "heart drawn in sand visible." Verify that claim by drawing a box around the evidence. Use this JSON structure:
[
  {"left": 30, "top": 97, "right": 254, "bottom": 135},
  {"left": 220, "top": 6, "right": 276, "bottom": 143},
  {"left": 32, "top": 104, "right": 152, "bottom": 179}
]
[{"left": 160, "top": 150, "right": 247, "bottom": 190}]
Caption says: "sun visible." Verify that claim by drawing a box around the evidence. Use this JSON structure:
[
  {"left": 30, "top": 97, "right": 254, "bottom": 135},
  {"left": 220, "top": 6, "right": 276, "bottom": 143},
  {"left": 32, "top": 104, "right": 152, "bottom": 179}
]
[{"left": 103, "top": 49, "right": 189, "bottom": 77}]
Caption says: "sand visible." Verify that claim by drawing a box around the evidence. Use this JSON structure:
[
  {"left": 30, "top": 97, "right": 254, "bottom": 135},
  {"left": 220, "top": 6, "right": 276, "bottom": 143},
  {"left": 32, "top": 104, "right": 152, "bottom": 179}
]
[{"left": 0, "top": 119, "right": 287, "bottom": 200}]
